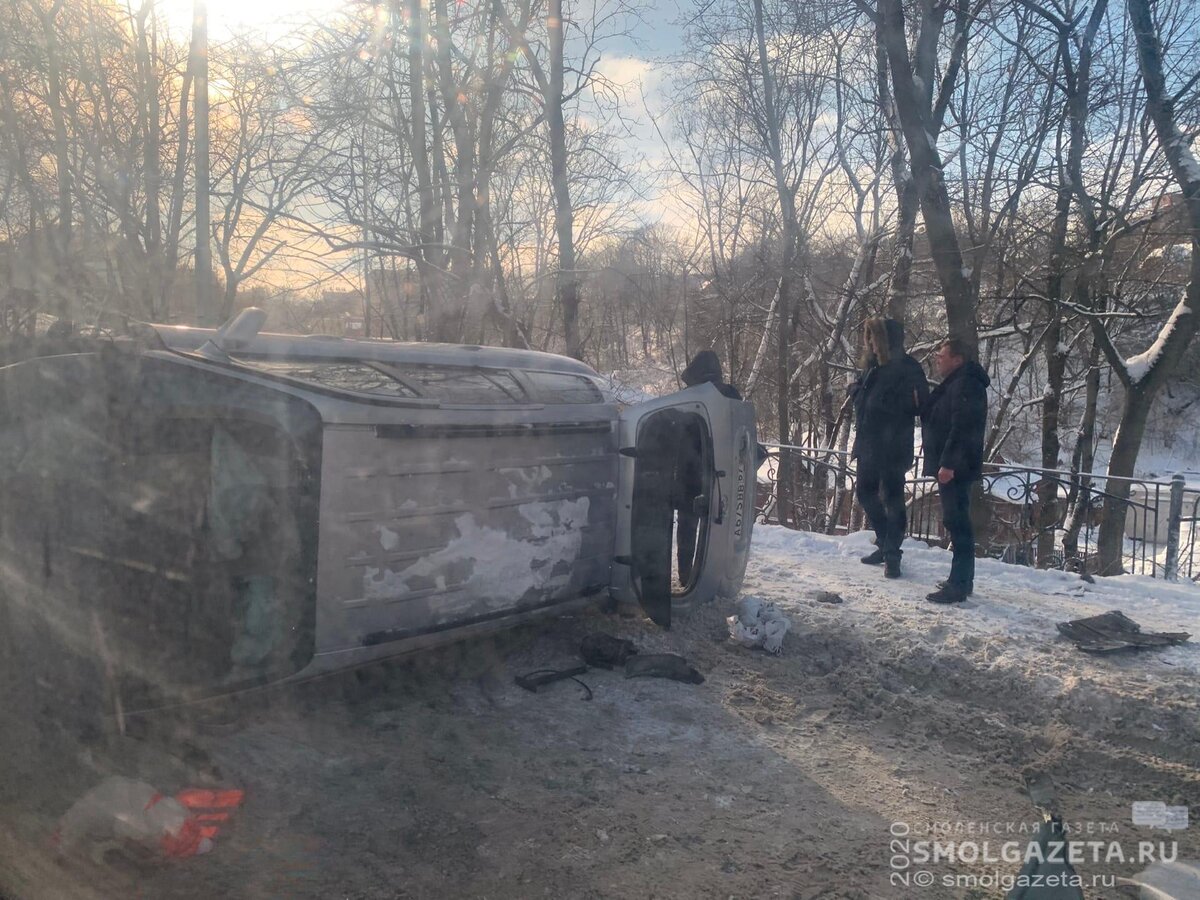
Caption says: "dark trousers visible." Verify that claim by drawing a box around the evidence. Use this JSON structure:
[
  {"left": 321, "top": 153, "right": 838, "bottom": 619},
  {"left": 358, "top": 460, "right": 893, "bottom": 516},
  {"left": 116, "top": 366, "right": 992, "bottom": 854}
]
[
  {"left": 938, "top": 478, "right": 975, "bottom": 589},
  {"left": 856, "top": 462, "right": 907, "bottom": 556}
]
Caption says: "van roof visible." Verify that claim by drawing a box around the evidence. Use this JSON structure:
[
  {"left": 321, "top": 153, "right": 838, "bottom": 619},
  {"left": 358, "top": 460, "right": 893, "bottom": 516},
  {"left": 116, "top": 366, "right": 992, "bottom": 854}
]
[{"left": 151, "top": 325, "right": 600, "bottom": 378}]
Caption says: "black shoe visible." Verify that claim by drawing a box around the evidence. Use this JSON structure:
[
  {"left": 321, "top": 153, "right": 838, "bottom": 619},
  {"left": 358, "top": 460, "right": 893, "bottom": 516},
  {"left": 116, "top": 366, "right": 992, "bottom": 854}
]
[
  {"left": 936, "top": 580, "right": 973, "bottom": 596},
  {"left": 927, "top": 584, "right": 968, "bottom": 604},
  {"left": 884, "top": 556, "right": 902, "bottom": 579},
  {"left": 860, "top": 549, "right": 885, "bottom": 565}
]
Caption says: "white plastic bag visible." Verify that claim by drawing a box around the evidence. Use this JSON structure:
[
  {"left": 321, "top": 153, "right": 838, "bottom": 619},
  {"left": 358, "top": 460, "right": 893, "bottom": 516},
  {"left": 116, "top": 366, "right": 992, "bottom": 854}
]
[
  {"left": 727, "top": 595, "right": 790, "bottom": 655},
  {"left": 56, "top": 776, "right": 212, "bottom": 859}
]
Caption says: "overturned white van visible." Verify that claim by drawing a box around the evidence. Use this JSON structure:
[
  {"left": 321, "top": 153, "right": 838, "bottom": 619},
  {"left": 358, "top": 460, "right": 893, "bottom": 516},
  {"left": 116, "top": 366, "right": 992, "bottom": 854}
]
[{"left": 0, "top": 311, "right": 755, "bottom": 707}]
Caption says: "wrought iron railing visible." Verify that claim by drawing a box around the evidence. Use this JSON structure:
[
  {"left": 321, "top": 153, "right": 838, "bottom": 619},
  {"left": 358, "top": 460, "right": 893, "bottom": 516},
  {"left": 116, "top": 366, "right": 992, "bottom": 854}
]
[{"left": 755, "top": 445, "right": 1198, "bottom": 581}]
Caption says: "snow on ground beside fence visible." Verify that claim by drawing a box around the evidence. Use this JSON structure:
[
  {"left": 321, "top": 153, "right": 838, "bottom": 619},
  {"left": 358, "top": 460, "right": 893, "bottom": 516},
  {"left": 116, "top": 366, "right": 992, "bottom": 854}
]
[{"left": 746, "top": 525, "right": 1200, "bottom": 677}]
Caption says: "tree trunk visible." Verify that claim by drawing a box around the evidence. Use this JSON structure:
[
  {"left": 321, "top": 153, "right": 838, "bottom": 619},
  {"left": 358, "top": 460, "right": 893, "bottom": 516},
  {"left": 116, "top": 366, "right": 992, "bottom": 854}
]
[
  {"left": 752, "top": 0, "right": 799, "bottom": 525},
  {"left": 1038, "top": 312, "right": 1065, "bottom": 566},
  {"left": 432, "top": 0, "right": 475, "bottom": 283},
  {"left": 39, "top": 0, "right": 72, "bottom": 315},
  {"left": 135, "top": 1, "right": 164, "bottom": 320},
  {"left": 1096, "top": 0, "right": 1200, "bottom": 574},
  {"left": 547, "top": 0, "right": 580, "bottom": 359},
  {"left": 405, "top": 0, "right": 437, "bottom": 325},
  {"left": 163, "top": 57, "right": 194, "bottom": 318},
  {"left": 1096, "top": 386, "right": 1153, "bottom": 575},
  {"left": 192, "top": 0, "right": 213, "bottom": 325},
  {"left": 875, "top": 28, "right": 918, "bottom": 323},
  {"left": 877, "top": 0, "right": 976, "bottom": 354},
  {"left": 1031, "top": 0, "right": 1106, "bottom": 566},
  {"left": 1062, "top": 338, "right": 1101, "bottom": 563}
]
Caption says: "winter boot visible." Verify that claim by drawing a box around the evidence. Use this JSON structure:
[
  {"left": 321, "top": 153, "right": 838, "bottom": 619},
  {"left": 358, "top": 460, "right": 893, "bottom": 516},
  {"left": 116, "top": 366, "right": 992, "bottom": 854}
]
[
  {"left": 926, "top": 583, "right": 969, "bottom": 604},
  {"left": 936, "top": 580, "right": 973, "bottom": 596},
  {"left": 860, "top": 548, "right": 885, "bottom": 565},
  {"left": 884, "top": 554, "right": 902, "bottom": 579}
]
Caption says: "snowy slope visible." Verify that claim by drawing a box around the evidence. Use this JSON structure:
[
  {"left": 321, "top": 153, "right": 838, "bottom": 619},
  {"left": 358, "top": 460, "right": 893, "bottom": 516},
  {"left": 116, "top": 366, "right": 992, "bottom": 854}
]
[{"left": 746, "top": 525, "right": 1199, "bottom": 676}]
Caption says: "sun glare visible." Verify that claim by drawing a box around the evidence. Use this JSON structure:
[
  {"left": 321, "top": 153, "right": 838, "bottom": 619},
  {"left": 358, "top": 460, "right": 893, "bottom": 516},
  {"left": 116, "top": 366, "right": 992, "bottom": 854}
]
[{"left": 157, "top": 0, "right": 346, "bottom": 40}]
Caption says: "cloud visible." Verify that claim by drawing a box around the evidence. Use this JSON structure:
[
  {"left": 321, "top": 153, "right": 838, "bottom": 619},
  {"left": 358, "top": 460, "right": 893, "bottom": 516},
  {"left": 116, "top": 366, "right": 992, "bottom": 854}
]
[{"left": 595, "top": 54, "right": 662, "bottom": 93}]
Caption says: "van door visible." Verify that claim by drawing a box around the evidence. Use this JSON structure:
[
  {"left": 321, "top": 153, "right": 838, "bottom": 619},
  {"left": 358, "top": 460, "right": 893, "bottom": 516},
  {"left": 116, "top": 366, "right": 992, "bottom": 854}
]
[{"left": 612, "top": 384, "right": 756, "bottom": 628}]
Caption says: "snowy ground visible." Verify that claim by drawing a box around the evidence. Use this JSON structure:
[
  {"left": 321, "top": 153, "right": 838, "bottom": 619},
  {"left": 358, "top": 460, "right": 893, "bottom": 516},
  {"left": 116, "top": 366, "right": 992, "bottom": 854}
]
[
  {"left": 2, "top": 528, "right": 1198, "bottom": 899},
  {"left": 751, "top": 526, "right": 1199, "bottom": 673}
]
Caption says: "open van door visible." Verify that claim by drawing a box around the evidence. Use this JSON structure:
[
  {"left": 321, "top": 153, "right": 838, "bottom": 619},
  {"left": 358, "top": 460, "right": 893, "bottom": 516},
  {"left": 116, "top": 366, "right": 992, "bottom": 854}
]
[{"left": 612, "top": 384, "right": 756, "bottom": 628}]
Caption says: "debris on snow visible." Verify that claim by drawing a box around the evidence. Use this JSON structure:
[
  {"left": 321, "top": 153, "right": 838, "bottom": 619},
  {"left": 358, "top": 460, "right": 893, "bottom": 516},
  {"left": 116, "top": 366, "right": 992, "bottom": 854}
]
[
  {"left": 1056, "top": 610, "right": 1190, "bottom": 654},
  {"left": 56, "top": 777, "right": 216, "bottom": 861},
  {"left": 514, "top": 666, "right": 592, "bottom": 698},
  {"left": 727, "top": 595, "right": 791, "bottom": 654},
  {"left": 624, "top": 653, "right": 704, "bottom": 684},
  {"left": 580, "top": 633, "right": 638, "bottom": 669}
]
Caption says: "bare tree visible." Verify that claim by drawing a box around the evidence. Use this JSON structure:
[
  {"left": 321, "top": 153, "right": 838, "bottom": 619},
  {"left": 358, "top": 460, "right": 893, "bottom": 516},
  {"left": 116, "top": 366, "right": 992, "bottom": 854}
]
[
  {"left": 874, "top": 0, "right": 979, "bottom": 353},
  {"left": 1091, "top": 0, "right": 1200, "bottom": 574}
]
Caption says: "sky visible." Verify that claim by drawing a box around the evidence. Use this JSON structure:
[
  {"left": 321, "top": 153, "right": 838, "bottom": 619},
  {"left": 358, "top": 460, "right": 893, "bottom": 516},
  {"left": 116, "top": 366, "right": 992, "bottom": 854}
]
[
  {"left": 158, "top": 0, "right": 696, "bottom": 232},
  {"left": 157, "top": 0, "right": 339, "bottom": 41}
]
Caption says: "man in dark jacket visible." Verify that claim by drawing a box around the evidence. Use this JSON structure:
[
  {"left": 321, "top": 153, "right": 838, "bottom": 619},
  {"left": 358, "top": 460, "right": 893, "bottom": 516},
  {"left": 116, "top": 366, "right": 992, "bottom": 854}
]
[
  {"left": 681, "top": 349, "right": 742, "bottom": 399},
  {"left": 920, "top": 338, "right": 991, "bottom": 604},
  {"left": 851, "top": 318, "right": 929, "bottom": 578}
]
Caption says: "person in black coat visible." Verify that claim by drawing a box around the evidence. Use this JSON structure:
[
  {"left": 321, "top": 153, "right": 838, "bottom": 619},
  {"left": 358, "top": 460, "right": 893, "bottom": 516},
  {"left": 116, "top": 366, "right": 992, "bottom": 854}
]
[
  {"left": 920, "top": 338, "right": 991, "bottom": 604},
  {"left": 681, "top": 349, "right": 742, "bottom": 399},
  {"left": 850, "top": 318, "right": 929, "bottom": 578}
]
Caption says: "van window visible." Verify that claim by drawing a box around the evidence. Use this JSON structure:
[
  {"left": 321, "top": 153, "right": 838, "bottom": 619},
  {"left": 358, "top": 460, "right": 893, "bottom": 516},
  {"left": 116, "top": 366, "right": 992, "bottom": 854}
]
[
  {"left": 378, "top": 363, "right": 528, "bottom": 403},
  {"left": 239, "top": 360, "right": 419, "bottom": 398},
  {"left": 524, "top": 371, "right": 604, "bottom": 404}
]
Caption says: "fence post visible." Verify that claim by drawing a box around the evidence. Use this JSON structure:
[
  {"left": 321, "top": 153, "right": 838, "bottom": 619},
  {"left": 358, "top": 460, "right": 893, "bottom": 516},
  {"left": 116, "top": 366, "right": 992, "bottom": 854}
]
[{"left": 1163, "top": 473, "right": 1185, "bottom": 582}]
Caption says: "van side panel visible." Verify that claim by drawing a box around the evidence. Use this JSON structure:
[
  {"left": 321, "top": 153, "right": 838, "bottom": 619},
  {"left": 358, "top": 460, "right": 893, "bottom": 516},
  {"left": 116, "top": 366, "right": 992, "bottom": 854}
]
[{"left": 315, "top": 419, "right": 619, "bottom": 652}]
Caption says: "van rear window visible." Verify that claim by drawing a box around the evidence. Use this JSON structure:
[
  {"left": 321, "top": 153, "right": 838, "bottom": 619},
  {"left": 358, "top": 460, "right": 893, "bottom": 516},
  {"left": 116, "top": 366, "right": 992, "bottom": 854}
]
[
  {"left": 239, "top": 361, "right": 420, "bottom": 398},
  {"left": 524, "top": 371, "right": 604, "bottom": 404},
  {"left": 380, "top": 364, "right": 527, "bottom": 404}
]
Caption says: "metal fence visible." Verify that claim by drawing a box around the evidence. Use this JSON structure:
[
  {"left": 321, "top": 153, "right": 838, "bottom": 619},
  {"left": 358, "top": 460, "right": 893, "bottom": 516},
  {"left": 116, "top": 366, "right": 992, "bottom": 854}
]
[{"left": 755, "top": 445, "right": 1200, "bottom": 582}]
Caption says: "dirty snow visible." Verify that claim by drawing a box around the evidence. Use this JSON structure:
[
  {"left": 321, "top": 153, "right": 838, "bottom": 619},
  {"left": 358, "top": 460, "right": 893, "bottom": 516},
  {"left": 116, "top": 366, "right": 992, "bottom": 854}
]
[
  {"left": 749, "top": 525, "right": 1199, "bottom": 675},
  {"left": 3, "top": 525, "right": 1199, "bottom": 898}
]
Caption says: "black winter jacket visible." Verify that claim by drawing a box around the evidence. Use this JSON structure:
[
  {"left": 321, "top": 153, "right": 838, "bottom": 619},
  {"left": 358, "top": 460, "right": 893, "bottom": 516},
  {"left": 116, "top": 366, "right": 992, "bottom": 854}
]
[
  {"left": 850, "top": 320, "right": 930, "bottom": 470},
  {"left": 920, "top": 360, "right": 991, "bottom": 481},
  {"left": 681, "top": 349, "right": 742, "bottom": 400}
]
